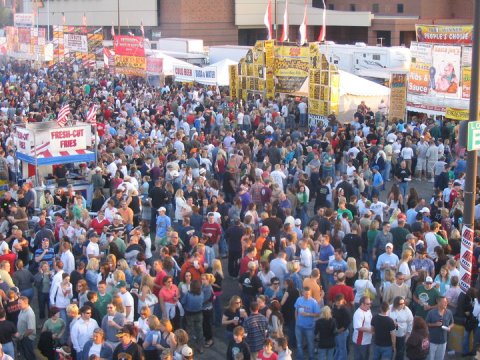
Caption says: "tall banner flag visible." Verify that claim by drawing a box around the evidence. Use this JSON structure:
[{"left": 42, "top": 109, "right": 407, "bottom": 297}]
[
  {"left": 460, "top": 225, "right": 474, "bottom": 292},
  {"left": 56, "top": 104, "right": 71, "bottom": 127},
  {"left": 264, "top": 0, "right": 273, "bottom": 40},
  {"left": 280, "top": 0, "right": 289, "bottom": 42},
  {"left": 86, "top": 104, "right": 97, "bottom": 126},
  {"left": 299, "top": 0, "right": 307, "bottom": 45},
  {"left": 111, "top": 24, "right": 115, "bottom": 38},
  {"left": 140, "top": 20, "right": 145, "bottom": 38},
  {"left": 317, "top": 0, "right": 327, "bottom": 42},
  {"left": 82, "top": 14, "right": 87, "bottom": 27}
]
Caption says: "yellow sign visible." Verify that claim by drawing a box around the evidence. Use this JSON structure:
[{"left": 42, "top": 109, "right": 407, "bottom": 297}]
[
  {"left": 445, "top": 107, "right": 469, "bottom": 121},
  {"left": 389, "top": 73, "right": 407, "bottom": 120},
  {"left": 115, "top": 55, "right": 146, "bottom": 77},
  {"left": 229, "top": 65, "right": 238, "bottom": 99},
  {"left": 273, "top": 45, "right": 309, "bottom": 93}
]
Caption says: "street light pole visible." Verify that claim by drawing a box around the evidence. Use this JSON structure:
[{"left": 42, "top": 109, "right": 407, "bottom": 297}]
[
  {"left": 117, "top": 0, "right": 120, "bottom": 36},
  {"left": 463, "top": 0, "right": 480, "bottom": 232}
]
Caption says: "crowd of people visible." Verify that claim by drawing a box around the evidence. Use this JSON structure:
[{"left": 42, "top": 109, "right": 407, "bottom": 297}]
[{"left": 0, "top": 60, "right": 479, "bottom": 360}]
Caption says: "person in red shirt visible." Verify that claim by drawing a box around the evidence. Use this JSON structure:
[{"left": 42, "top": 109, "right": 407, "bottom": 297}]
[
  {"left": 90, "top": 211, "right": 110, "bottom": 235},
  {"left": 152, "top": 259, "right": 167, "bottom": 297},
  {"left": 201, "top": 213, "right": 222, "bottom": 249},
  {"left": 180, "top": 253, "right": 205, "bottom": 282},
  {"left": 327, "top": 272, "right": 355, "bottom": 308},
  {"left": 0, "top": 247, "right": 16, "bottom": 274},
  {"left": 239, "top": 246, "right": 257, "bottom": 276}
]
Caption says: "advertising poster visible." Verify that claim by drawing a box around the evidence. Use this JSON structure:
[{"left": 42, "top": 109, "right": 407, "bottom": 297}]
[
  {"left": 460, "top": 225, "right": 474, "bottom": 293},
  {"left": 410, "top": 41, "right": 433, "bottom": 63},
  {"left": 445, "top": 107, "right": 469, "bottom": 121},
  {"left": 229, "top": 65, "right": 238, "bottom": 99},
  {"left": 273, "top": 45, "right": 309, "bottom": 93},
  {"left": 173, "top": 66, "right": 194, "bottom": 82},
  {"left": 389, "top": 73, "right": 408, "bottom": 120},
  {"left": 265, "top": 40, "right": 275, "bottom": 99},
  {"left": 64, "top": 33, "right": 88, "bottom": 53},
  {"left": 114, "top": 35, "right": 145, "bottom": 57},
  {"left": 462, "top": 67, "right": 471, "bottom": 100},
  {"left": 146, "top": 58, "right": 163, "bottom": 74},
  {"left": 462, "top": 46, "right": 472, "bottom": 66},
  {"left": 14, "top": 13, "right": 34, "bottom": 28},
  {"left": 415, "top": 25, "right": 473, "bottom": 45},
  {"left": 408, "top": 63, "right": 431, "bottom": 95},
  {"left": 114, "top": 55, "right": 146, "bottom": 77},
  {"left": 431, "top": 45, "right": 461, "bottom": 98}
]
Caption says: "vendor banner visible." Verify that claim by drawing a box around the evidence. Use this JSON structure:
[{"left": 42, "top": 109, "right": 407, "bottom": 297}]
[
  {"left": 14, "top": 13, "right": 34, "bottom": 28},
  {"left": 173, "top": 65, "right": 195, "bottom": 82},
  {"left": 416, "top": 25, "right": 473, "bottom": 45},
  {"left": 460, "top": 225, "right": 474, "bottom": 293},
  {"left": 15, "top": 127, "right": 32, "bottom": 154},
  {"left": 146, "top": 57, "right": 163, "bottom": 74},
  {"left": 389, "top": 73, "right": 407, "bottom": 120},
  {"left": 273, "top": 45, "right": 309, "bottom": 93},
  {"left": 408, "top": 62, "right": 431, "bottom": 95},
  {"left": 265, "top": 40, "right": 275, "bottom": 99},
  {"left": 114, "top": 35, "right": 145, "bottom": 57},
  {"left": 194, "top": 66, "right": 217, "bottom": 85},
  {"left": 445, "top": 107, "right": 469, "bottom": 121},
  {"left": 462, "top": 67, "right": 471, "bottom": 100},
  {"left": 431, "top": 45, "right": 461, "bottom": 98},
  {"left": 229, "top": 65, "right": 238, "bottom": 99},
  {"left": 115, "top": 55, "right": 146, "bottom": 77},
  {"left": 64, "top": 33, "right": 88, "bottom": 53},
  {"left": 462, "top": 47, "right": 472, "bottom": 66},
  {"left": 410, "top": 42, "right": 433, "bottom": 63}
]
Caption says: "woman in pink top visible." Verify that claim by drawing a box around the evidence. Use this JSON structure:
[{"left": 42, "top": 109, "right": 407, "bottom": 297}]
[{"left": 159, "top": 276, "right": 181, "bottom": 329}]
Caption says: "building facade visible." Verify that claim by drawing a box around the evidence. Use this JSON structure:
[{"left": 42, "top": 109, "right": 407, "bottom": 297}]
[{"left": 29, "top": 0, "right": 473, "bottom": 46}]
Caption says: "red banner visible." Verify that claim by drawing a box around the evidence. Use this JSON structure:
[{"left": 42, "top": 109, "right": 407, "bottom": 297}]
[
  {"left": 113, "top": 35, "right": 145, "bottom": 57},
  {"left": 415, "top": 25, "right": 473, "bottom": 45},
  {"left": 146, "top": 57, "right": 163, "bottom": 74}
]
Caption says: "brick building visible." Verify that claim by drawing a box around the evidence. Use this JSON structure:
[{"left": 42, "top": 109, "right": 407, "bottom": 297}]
[{"left": 33, "top": 0, "right": 473, "bottom": 46}]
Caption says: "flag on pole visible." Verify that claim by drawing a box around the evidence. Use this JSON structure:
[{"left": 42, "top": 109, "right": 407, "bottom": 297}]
[
  {"left": 111, "top": 24, "right": 115, "bottom": 37},
  {"left": 140, "top": 20, "right": 145, "bottom": 38},
  {"left": 62, "top": 12, "right": 66, "bottom": 25},
  {"left": 299, "top": 0, "right": 307, "bottom": 45},
  {"left": 264, "top": 0, "right": 273, "bottom": 40},
  {"left": 317, "top": 0, "right": 327, "bottom": 42},
  {"left": 56, "top": 104, "right": 71, "bottom": 127},
  {"left": 12, "top": 0, "right": 16, "bottom": 15},
  {"left": 82, "top": 13, "right": 87, "bottom": 27},
  {"left": 280, "top": 0, "right": 289, "bottom": 42},
  {"left": 86, "top": 104, "right": 97, "bottom": 126}
]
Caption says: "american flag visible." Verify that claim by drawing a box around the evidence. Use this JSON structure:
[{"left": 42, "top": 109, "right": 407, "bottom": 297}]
[
  {"left": 56, "top": 104, "right": 70, "bottom": 127},
  {"left": 86, "top": 104, "right": 97, "bottom": 126}
]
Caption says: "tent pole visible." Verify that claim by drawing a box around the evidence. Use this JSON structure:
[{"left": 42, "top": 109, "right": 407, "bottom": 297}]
[{"left": 33, "top": 131, "right": 38, "bottom": 186}]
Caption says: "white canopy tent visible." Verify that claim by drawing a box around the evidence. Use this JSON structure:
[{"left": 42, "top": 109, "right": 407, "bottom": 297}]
[
  {"left": 206, "top": 59, "right": 238, "bottom": 86},
  {"left": 297, "top": 70, "right": 390, "bottom": 121},
  {"left": 338, "top": 70, "right": 390, "bottom": 120},
  {"left": 146, "top": 50, "right": 196, "bottom": 76}
]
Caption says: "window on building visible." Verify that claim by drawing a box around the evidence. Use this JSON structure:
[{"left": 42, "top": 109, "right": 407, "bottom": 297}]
[
  {"left": 312, "top": 0, "right": 326, "bottom": 8},
  {"left": 328, "top": 4, "right": 335, "bottom": 10},
  {"left": 372, "top": 4, "right": 379, "bottom": 13},
  {"left": 397, "top": 3, "right": 404, "bottom": 13},
  {"left": 372, "top": 54, "right": 381, "bottom": 60},
  {"left": 350, "top": 4, "right": 356, "bottom": 11}
]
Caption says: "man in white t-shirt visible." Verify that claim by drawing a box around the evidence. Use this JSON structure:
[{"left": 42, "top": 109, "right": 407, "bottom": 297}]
[
  {"left": 270, "top": 164, "right": 287, "bottom": 189},
  {"left": 298, "top": 240, "right": 313, "bottom": 277},
  {"left": 86, "top": 234, "right": 101, "bottom": 260},
  {"left": 352, "top": 296, "right": 374, "bottom": 359},
  {"left": 116, "top": 281, "right": 134, "bottom": 323}
]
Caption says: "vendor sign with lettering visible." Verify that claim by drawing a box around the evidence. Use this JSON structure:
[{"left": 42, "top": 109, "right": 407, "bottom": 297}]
[{"left": 416, "top": 25, "right": 473, "bottom": 45}]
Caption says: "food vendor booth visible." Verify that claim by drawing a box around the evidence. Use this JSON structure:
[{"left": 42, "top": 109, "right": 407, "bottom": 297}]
[{"left": 15, "top": 122, "right": 95, "bottom": 205}]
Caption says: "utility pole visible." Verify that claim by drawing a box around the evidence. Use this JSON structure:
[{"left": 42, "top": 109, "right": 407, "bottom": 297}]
[
  {"left": 117, "top": 0, "right": 120, "bottom": 36},
  {"left": 463, "top": 0, "right": 480, "bottom": 232}
]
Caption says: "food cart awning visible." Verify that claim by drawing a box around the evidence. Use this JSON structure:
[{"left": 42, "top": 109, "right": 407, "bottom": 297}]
[{"left": 16, "top": 149, "right": 95, "bottom": 166}]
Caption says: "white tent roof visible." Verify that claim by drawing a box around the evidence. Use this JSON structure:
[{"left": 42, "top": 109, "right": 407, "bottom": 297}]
[
  {"left": 147, "top": 50, "right": 195, "bottom": 76},
  {"left": 208, "top": 59, "right": 238, "bottom": 86},
  {"left": 339, "top": 70, "right": 390, "bottom": 97}
]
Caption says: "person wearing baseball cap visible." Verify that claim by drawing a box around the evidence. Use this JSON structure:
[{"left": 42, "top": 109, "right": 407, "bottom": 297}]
[
  {"left": 412, "top": 275, "right": 440, "bottom": 319},
  {"left": 155, "top": 206, "right": 172, "bottom": 248},
  {"left": 113, "top": 324, "right": 142, "bottom": 359},
  {"left": 255, "top": 226, "right": 270, "bottom": 253},
  {"left": 376, "top": 243, "right": 399, "bottom": 281}
]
